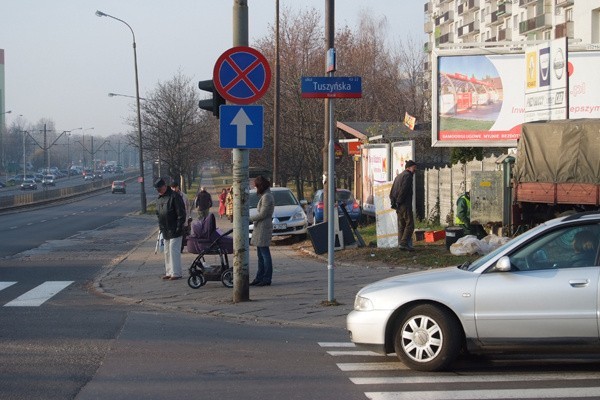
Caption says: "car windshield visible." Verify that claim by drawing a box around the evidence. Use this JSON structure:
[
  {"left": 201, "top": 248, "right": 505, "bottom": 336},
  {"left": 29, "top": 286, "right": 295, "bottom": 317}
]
[
  {"left": 315, "top": 190, "right": 353, "bottom": 203},
  {"left": 249, "top": 189, "right": 298, "bottom": 209}
]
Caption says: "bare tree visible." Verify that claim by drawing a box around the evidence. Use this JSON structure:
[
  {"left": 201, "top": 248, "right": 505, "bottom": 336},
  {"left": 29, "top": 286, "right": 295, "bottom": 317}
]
[{"left": 137, "top": 72, "right": 215, "bottom": 186}]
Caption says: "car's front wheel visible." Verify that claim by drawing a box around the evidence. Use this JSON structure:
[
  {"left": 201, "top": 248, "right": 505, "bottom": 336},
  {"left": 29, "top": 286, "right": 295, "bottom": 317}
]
[{"left": 394, "top": 304, "right": 462, "bottom": 372}]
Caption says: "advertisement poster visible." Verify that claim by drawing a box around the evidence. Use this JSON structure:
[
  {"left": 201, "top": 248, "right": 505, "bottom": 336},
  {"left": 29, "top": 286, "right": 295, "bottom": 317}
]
[
  {"left": 524, "top": 38, "right": 568, "bottom": 122},
  {"left": 361, "top": 144, "right": 389, "bottom": 216},
  {"left": 391, "top": 141, "right": 414, "bottom": 179},
  {"left": 433, "top": 50, "right": 600, "bottom": 147}
]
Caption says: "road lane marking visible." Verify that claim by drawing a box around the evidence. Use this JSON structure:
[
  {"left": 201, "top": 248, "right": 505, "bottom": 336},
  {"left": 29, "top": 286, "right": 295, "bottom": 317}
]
[
  {"left": 365, "top": 387, "right": 600, "bottom": 399},
  {"left": 352, "top": 371, "right": 600, "bottom": 384},
  {"left": 318, "top": 342, "right": 356, "bottom": 347},
  {"left": 0, "top": 282, "right": 17, "bottom": 291},
  {"left": 338, "top": 362, "right": 406, "bottom": 371},
  {"left": 327, "top": 350, "right": 385, "bottom": 356},
  {"left": 4, "top": 281, "right": 74, "bottom": 307}
]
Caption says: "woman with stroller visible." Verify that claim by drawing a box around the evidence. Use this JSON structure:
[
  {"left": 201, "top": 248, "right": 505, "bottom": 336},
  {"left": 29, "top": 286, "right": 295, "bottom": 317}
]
[
  {"left": 250, "top": 176, "right": 275, "bottom": 287},
  {"left": 218, "top": 188, "right": 227, "bottom": 219}
]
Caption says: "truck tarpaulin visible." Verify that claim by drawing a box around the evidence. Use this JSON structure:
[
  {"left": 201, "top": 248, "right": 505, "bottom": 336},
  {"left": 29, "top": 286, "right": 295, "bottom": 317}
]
[{"left": 514, "top": 119, "right": 600, "bottom": 205}]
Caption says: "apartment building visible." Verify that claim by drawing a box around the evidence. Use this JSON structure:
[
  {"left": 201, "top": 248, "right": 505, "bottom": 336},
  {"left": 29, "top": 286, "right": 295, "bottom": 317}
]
[{"left": 424, "top": 0, "right": 600, "bottom": 50}]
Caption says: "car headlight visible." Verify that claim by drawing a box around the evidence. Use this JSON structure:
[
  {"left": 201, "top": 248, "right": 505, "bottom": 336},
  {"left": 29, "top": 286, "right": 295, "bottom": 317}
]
[
  {"left": 353, "top": 295, "right": 373, "bottom": 311},
  {"left": 291, "top": 209, "right": 306, "bottom": 222}
]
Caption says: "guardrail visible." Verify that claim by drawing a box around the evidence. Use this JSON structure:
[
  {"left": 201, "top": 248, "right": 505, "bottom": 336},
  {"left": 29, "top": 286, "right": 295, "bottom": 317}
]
[{"left": 0, "top": 172, "right": 138, "bottom": 211}]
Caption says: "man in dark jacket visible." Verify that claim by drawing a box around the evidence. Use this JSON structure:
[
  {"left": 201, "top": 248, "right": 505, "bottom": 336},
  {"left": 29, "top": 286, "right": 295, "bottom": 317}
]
[
  {"left": 389, "top": 160, "right": 417, "bottom": 251},
  {"left": 194, "top": 187, "right": 213, "bottom": 219},
  {"left": 155, "top": 178, "right": 186, "bottom": 280}
]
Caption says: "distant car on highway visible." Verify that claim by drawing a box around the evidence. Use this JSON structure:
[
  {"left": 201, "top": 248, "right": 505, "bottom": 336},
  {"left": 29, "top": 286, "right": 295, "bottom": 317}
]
[
  {"left": 84, "top": 174, "right": 94, "bottom": 181},
  {"left": 0, "top": 181, "right": 5, "bottom": 188},
  {"left": 42, "top": 175, "right": 56, "bottom": 186},
  {"left": 111, "top": 180, "right": 126, "bottom": 194},
  {"left": 20, "top": 179, "right": 37, "bottom": 190}
]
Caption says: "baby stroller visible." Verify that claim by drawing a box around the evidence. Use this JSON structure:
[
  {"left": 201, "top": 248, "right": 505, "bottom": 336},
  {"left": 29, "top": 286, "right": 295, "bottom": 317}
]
[{"left": 186, "top": 213, "right": 234, "bottom": 289}]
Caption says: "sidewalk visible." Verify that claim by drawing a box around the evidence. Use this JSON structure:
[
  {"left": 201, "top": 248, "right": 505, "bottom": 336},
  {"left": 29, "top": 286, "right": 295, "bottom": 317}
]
[{"left": 94, "top": 174, "right": 407, "bottom": 329}]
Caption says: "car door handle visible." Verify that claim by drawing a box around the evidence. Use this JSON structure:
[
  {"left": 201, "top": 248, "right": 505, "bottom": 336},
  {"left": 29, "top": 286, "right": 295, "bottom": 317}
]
[{"left": 569, "top": 279, "right": 590, "bottom": 288}]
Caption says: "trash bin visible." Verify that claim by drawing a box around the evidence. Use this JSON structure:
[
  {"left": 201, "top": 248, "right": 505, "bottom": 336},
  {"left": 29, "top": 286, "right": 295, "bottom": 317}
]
[{"left": 445, "top": 226, "right": 464, "bottom": 250}]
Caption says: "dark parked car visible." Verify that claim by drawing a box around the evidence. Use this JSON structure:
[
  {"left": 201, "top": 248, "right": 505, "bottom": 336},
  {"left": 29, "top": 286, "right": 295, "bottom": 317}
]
[
  {"left": 20, "top": 179, "right": 37, "bottom": 190},
  {"left": 307, "top": 189, "right": 362, "bottom": 225}
]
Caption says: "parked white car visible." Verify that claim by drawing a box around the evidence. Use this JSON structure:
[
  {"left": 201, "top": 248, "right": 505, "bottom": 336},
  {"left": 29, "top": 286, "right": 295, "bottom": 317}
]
[
  {"left": 249, "top": 187, "right": 307, "bottom": 239},
  {"left": 348, "top": 212, "right": 600, "bottom": 371}
]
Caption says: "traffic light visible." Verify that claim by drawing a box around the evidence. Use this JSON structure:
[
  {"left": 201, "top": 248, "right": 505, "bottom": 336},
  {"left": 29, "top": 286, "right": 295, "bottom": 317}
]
[{"left": 198, "top": 79, "right": 226, "bottom": 118}]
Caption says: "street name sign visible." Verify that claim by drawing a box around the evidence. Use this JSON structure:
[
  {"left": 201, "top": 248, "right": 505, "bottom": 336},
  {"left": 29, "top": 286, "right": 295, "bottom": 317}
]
[
  {"left": 219, "top": 105, "right": 263, "bottom": 149},
  {"left": 301, "top": 76, "right": 362, "bottom": 98}
]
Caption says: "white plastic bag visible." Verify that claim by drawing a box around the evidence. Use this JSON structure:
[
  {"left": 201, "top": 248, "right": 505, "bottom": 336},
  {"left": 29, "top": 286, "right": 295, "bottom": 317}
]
[{"left": 450, "top": 234, "right": 511, "bottom": 256}]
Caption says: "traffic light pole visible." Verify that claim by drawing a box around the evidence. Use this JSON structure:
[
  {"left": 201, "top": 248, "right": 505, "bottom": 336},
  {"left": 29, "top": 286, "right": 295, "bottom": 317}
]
[{"left": 232, "top": 0, "right": 250, "bottom": 303}]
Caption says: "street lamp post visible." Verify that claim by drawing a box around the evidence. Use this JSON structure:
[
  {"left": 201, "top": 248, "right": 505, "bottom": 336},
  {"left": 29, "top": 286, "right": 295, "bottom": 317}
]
[{"left": 96, "top": 10, "right": 147, "bottom": 213}]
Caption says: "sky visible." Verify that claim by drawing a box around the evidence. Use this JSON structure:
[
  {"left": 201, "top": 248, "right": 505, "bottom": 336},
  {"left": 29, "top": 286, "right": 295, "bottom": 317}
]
[{"left": 1, "top": 0, "right": 425, "bottom": 137}]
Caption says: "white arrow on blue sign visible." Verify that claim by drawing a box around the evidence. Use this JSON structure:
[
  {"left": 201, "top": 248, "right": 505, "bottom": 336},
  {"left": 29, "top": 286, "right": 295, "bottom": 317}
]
[{"left": 219, "top": 105, "right": 263, "bottom": 149}]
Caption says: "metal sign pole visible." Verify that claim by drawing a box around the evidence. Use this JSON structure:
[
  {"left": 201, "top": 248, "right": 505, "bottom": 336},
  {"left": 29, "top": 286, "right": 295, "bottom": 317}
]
[{"left": 232, "top": 0, "right": 250, "bottom": 302}]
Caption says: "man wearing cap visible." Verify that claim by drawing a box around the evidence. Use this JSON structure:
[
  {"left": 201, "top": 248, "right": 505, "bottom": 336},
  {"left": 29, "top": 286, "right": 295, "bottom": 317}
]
[
  {"left": 154, "top": 178, "right": 187, "bottom": 280},
  {"left": 390, "top": 160, "right": 417, "bottom": 251}
]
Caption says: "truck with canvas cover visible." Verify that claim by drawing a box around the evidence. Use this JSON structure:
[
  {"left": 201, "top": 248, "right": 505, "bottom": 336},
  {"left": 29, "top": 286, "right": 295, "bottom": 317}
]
[{"left": 513, "top": 119, "right": 600, "bottom": 225}]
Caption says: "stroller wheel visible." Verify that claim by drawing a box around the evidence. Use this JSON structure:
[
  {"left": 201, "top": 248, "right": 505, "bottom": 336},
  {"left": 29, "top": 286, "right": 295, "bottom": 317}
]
[
  {"left": 221, "top": 268, "right": 234, "bottom": 288},
  {"left": 188, "top": 273, "right": 206, "bottom": 289}
]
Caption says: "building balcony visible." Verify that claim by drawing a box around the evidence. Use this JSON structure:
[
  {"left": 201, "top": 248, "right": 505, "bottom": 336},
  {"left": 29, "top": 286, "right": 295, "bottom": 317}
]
[
  {"left": 498, "top": 27, "right": 513, "bottom": 41},
  {"left": 485, "top": 10, "right": 502, "bottom": 26},
  {"left": 519, "top": 0, "right": 538, "bottom": 7},
  {"left": 458, "top": 20, "right": 480, "bottom": 37},
  {"left": 424, "top": 41, "right": 432, "bottom": 53},
  {"left": 434, "top": 10, "right": 454, "bottom": 26},
  {"left": 497, "top": 2, "right": 513, "bottom": 18},
  {"left": 438, "top": 31, "right": 455, "bottom": 44},
  {"left": 425, "top": 20, "right": 434, "bottom": 33},
  {"left": 555, "top": 21, "right": 574, "bottom": 38},
  {"left": 424, "top": 1, "right": 432, "bottom": 13},
  {"left": 519, "top": 13, "right": 552, "bottom": 34},
  {"left": 458, "top": 0, "right": 480, "bottom": 16},
  {"left": 485, "top": 36, "right": 498, "bottom": 43},
  {"left": 555, "top": 0, "right": 574, "bottom": 7}
]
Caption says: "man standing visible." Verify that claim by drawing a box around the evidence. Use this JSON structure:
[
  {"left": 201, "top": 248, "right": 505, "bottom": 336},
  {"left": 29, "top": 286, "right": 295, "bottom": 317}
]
[
  {"left": 194, "top": 186, "right": 213, "bottom": 219},
  {"left": 455, "top": 191, "right": 471, "bottom": 235},
  {"left": 390, "top": 160, "right": 417, "bottom": 251},
  {"left": 155, "top": 178, "right": 186, "bottom": 280}
]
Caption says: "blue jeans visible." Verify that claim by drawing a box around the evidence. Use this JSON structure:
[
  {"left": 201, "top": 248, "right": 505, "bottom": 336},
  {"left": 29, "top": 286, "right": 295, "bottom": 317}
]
[{"left": 255, "top": 246, "right": 273, "bottom": 284}]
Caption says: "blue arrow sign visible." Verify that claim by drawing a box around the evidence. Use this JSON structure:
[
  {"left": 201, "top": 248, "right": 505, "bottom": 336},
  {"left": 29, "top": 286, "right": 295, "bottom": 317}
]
[
  {"left": 219, "top": 105, "right": 263, "bottom": 149},
  {"left": 301, "top": 76, "right": 362, "bottom": 98}
]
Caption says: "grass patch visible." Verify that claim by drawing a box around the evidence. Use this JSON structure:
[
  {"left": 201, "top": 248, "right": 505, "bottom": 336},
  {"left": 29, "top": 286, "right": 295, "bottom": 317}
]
[
  {"left": 439, "top": 117, "right": 494, "bottom": 131},
  {"left": 328, "top": 222, "right": 480, "bottom": 269}
]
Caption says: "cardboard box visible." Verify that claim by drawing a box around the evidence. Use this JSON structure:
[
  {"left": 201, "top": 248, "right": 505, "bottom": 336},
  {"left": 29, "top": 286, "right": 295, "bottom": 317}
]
[{"left": 425, "top": 230, "right": 446, "bottom": 243}]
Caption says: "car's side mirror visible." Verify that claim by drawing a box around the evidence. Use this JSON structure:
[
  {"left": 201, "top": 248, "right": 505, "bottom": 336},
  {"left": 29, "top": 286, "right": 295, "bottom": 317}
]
[{"left": 495, "top": 256, "right": 512, "bottom": 272}]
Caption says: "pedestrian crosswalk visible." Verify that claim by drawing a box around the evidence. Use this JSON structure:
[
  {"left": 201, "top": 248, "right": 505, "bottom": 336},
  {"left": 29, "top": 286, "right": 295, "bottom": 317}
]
[
  {"left": 319, "top": 342, "right": 600, "bottom": 400},
  {"left": 0, "top": 281, "right": 73, "bottom": 307}
]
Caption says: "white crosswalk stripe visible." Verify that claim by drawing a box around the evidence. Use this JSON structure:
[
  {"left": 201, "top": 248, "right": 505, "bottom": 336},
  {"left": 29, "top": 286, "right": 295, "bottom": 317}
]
[
  {"left": 320, "top": 342, "right": 600, "bottom": 399},
  {"left": 2, "top": 281, "right": 74, "bottom": 307}
]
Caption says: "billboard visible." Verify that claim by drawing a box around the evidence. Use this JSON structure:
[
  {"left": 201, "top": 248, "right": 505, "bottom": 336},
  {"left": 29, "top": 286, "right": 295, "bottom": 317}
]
[{"left": 432, "top": 49, "right": 600, "bottom": 147}]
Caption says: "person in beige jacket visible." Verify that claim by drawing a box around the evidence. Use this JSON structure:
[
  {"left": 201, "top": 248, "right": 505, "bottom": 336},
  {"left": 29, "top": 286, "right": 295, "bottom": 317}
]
[{"left": 249, "top": 176, "right": 274, "bottom": 286}]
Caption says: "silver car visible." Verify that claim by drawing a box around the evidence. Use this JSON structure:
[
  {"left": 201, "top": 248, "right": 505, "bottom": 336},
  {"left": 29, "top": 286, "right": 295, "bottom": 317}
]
[
  {"left": 347, "top": 212, "right": 600, "bottom": 371},
  {"left": 249, "top": 187, "right": 308, "bottom": 239}
]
